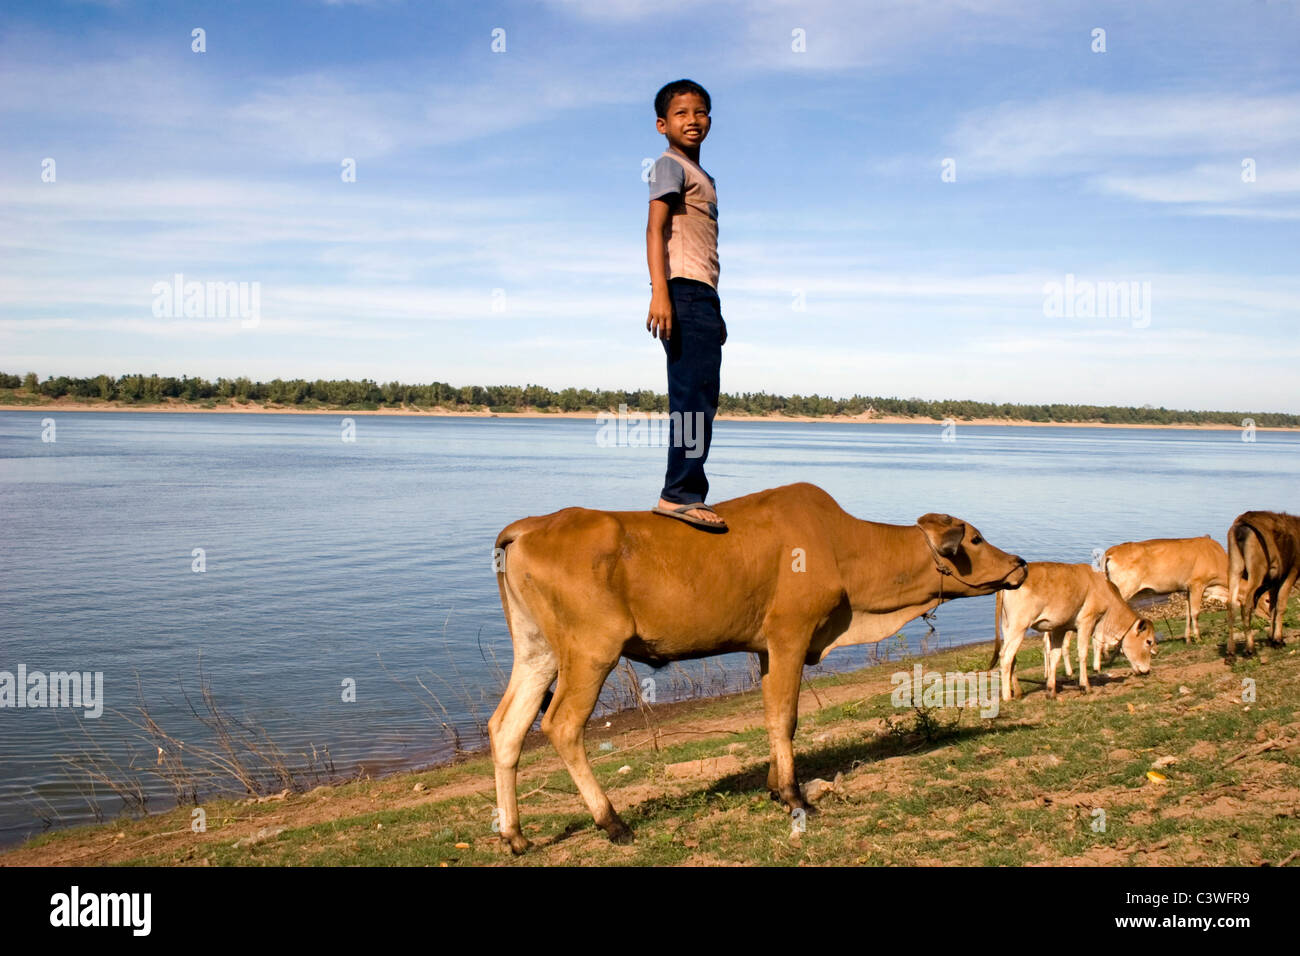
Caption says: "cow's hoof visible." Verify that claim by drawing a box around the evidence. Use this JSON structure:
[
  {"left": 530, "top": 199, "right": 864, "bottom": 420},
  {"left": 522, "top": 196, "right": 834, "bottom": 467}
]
[
  {"left": 600, "top": 816, "right": 637, "bottom": 842},
  {"left": 502, "top": 832, "right": 530, "bottom": 855},
  {"left": 602, "top": 817, "right": 634, "bottom": 845},
  {"left": 778, "top": 790, "right": 810, "bottom": 814}
]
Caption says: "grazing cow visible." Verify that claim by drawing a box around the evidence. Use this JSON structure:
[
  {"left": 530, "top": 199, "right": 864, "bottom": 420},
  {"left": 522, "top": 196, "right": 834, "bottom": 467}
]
[
  {"left": 490, "top": 482, "right": 1026, "bottom": 853},
  {"left": 1103, "top": 536, "right": 1230, "bottom": 643},
  {"left": 990, "top": 562, "right": 1156, "bottom": 700},
  {"left": 1226, "top": 511, "right": 1300, "bottom": 663}
]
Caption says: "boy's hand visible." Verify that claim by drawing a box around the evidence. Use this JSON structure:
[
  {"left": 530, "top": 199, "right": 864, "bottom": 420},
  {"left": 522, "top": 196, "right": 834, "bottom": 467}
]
[
  {"left": 647, "top": 290, "right": 673, "bottom": 340},
  {"left": 720, "top": 317, "right": 727, "bottom": 345}
]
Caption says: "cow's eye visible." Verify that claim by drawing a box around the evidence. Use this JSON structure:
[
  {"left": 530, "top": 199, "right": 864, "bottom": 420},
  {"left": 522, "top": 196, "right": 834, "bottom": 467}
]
[{"left": 971, "top": 535, "right": 983, "bottom": 545}]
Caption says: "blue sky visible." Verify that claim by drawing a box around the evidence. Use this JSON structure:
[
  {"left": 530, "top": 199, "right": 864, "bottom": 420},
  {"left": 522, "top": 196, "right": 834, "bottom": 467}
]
[{"left": 2, "top": 0, "right": 1298, "bottom": 411}]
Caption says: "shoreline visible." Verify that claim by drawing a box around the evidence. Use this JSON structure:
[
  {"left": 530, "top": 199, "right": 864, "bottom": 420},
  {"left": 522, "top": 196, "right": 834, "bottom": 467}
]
[
  {"left": 4, "top": 596, "right": 1289, "bottom": 866},
  {"left": 0, "top": 400, "right": 1293, "bottom": 431},
  {"left": 0, "top": 592, "right": 1209, "bottom": 854}
]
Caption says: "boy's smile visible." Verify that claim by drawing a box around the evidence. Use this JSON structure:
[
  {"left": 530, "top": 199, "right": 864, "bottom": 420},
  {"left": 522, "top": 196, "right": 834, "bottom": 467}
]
[{"left": 656, "top": 92, "right": 710, "bottom": 160}]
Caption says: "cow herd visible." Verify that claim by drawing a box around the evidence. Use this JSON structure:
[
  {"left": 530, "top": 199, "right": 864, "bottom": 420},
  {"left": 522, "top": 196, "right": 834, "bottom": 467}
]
[
  {"left": 990, "top": 510, "right": 1299, "bottom": 699},
  {"left": 489, "top": 485, "right": 1298, "bottom": 852}
]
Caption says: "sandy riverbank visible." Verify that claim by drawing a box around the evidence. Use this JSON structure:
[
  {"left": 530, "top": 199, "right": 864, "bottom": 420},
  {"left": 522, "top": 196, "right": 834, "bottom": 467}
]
[
  {"left": 3, "top": 594, "right": 1297, "bottom": 867},
  {"left": 1, "top": 399, "right": 1293, "bottom": 430}
]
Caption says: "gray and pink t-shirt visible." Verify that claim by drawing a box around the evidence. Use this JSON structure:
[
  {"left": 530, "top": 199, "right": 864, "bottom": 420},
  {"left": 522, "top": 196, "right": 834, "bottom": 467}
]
[{"left": 648, "top": 146, "right": 719, "bottom": 290}]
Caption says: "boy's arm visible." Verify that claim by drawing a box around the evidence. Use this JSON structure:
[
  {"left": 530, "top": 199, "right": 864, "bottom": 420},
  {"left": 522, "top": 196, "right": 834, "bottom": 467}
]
[{"left": 646, "top": 198, "right": 673, "bottom": 339}]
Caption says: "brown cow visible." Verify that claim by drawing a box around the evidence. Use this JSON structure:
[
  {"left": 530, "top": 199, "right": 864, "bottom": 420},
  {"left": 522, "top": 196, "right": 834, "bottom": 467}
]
[
  {"left": 1226, "top": 511, "right": 1300, "bottom": 663},
  {"left": 1103, "top": 536, "right": 1229, "bottom": 643},
  {"left": 990, "top": 562, "right": 1156, "bottom": 700},
  {"left": 490, "top": 482, "right": 1026, "bottom": 853}
]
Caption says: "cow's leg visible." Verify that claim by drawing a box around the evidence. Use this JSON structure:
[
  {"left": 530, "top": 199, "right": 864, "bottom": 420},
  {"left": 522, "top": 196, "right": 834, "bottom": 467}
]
[
  {"left": 1187, "top": 583, "right": 1205, "bottom": 643},
  {"left": 541, "top": 651, "right": 631, "bottom": 844},
  {"left": 758, "top": 653, "right": 780, "bottom": 796},
  {"left": 997, "top": 646, "right": 1020, "bottom": 702},
  {"left": 1246, "top": 590, "right": 1268, "bottom": 657},
  {"left": 1073, "top": 628, "right": 1088, "bottom": 683},
  {"left": 488, "top": 643, "right": 558, "bottom": 855},
  {"left": 758, "top": 652, "right": 778, "bottom": 795},
  {"left": 1040, "top": 630, "right": 1071, "bottom": 682},
  {"left": 1226, "top": 538, "right": 1246, "bottom": 663},
  {"left": 759, "top": 644, "right": 809, "bottom": 813},
  {"left": 1092, "top": 627, "right": 1102, "bottom": 672},
  {"left": 1076, "top": 618, "right": 1098, "bottom": 693},
  {"left": 1246, "top": 574, "right": 1273, "bottom": 655},
  {"left": 1225, "top": 591, "right": 1241, "bottom": 662},
  {"left": 999, "top": 625, "right": 1027, "bottom": 701},
  {"left": 1045, "top": 629, "right": 1066, "bottom": 699},
  {"left": 1269, "top": 573, "right": 1296, "bottom": 647},
  {"left": 1263, "top": 574, "right": 1294, "bottom": 650}
]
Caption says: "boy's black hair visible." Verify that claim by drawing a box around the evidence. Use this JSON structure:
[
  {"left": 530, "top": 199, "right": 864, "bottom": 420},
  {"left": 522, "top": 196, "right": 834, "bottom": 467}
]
[{"left": 654, "top": 79, "right": 711, "bottom": 118}]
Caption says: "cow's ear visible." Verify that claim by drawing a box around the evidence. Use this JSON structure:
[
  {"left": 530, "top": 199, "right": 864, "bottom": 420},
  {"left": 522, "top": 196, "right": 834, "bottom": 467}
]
[
  {"left": 918, "top": 514, "right": 965, "bottom": 558},
  {"left": 938, "top": 524, "right": 965, "bottom": 557}
]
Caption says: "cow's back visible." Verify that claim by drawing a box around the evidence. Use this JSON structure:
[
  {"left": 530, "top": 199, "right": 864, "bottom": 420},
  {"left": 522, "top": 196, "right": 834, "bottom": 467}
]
[
  {"left": 1105, "top": 536, "right": 1225, "bottom": 598},
  {"left": 1189, "top": 535, "right": 1229, "bottom": 587},
  {"left": 1003, "top": 562, "right": 1097, "bottom": 627},
  {"left": 494, "top": 483, "right": 850, "bottom": 654},
  {"left": 1235, "top": 511, "right": 1300, "bottom": 579},
  {"left": 1103, "top": 541, "right": 1150, "bottom": 599}
]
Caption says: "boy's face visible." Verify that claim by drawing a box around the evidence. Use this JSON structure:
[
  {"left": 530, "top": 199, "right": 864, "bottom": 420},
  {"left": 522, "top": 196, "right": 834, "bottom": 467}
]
[{"left": 656, "top": 92, "right": 710, "bottom": 151}]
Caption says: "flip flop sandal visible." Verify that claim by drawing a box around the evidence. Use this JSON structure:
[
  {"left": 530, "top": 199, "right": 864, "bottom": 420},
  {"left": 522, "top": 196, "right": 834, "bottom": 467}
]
[{"left": 651, "top": 501, "right": 729, "bottom": 531}]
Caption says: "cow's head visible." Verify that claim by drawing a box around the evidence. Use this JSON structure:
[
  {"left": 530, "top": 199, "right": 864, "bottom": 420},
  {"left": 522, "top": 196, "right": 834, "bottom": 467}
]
[
  {"left": 916, "top": 514, "right": 1027, "bottom": 596},
  {"left": 1100, "top": 616, "right": 1157, "bottom": 674}
]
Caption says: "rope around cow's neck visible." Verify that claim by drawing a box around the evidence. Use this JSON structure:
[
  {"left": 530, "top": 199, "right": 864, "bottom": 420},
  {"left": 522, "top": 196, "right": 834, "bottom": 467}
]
[{"left": 1096, "top": 618, "right": 1138, "bottom": 659}]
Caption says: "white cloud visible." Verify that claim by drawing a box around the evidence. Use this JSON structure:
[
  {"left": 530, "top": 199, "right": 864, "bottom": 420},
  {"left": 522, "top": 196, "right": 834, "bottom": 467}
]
[
  {"left": 545, "top": 0, "right": 1050, "bottom": 71},
  {"left": 1093, "top": 163, "right": 1300, "bottom": 203},
  {"left": 948, "top": 92, "right": 1300, "bottom": 177}
]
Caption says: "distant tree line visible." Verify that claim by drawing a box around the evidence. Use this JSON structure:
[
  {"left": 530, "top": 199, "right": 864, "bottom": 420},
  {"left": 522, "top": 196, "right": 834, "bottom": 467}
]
[{"left": 2, "top": 371, "right": 1296, "bottom": 427}]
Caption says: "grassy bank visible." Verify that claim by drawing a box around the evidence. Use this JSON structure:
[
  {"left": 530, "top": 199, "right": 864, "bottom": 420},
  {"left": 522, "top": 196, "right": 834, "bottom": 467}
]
[{"left": 4, "top": 603, "right": 1298, "bottom": 867}]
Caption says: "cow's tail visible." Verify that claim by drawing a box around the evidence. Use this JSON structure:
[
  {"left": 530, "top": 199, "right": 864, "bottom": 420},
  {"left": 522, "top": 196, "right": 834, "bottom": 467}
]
[
  {"left": 494, "top": 524, "right": 520, "bottom": 636},
  {"left": 493, "top": 522, "right": 555, "bottom": 721},
  {"left": 1227, "top": 523, "right": 1243, "bottom": 589},
  {"left": 1231, "top": 520, "right": 1271, "bottom": 584},
  {"left": 989, "top": 589, "right": 1005, "bottom": 670},
  {"left": 1102, "top": 551, "right": 1115, "bottom": 584}
]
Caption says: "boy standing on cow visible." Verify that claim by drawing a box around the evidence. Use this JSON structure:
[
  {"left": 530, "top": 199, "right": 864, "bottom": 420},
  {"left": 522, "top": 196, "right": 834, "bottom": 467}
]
[{"left": 645, "top": 79, "right": 728, "bottom": 531}]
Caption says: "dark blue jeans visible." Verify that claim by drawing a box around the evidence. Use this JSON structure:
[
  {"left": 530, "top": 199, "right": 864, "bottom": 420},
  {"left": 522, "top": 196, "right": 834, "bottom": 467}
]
[{"left": 660, "top": 277, "right": 723, "bottom": 505}]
